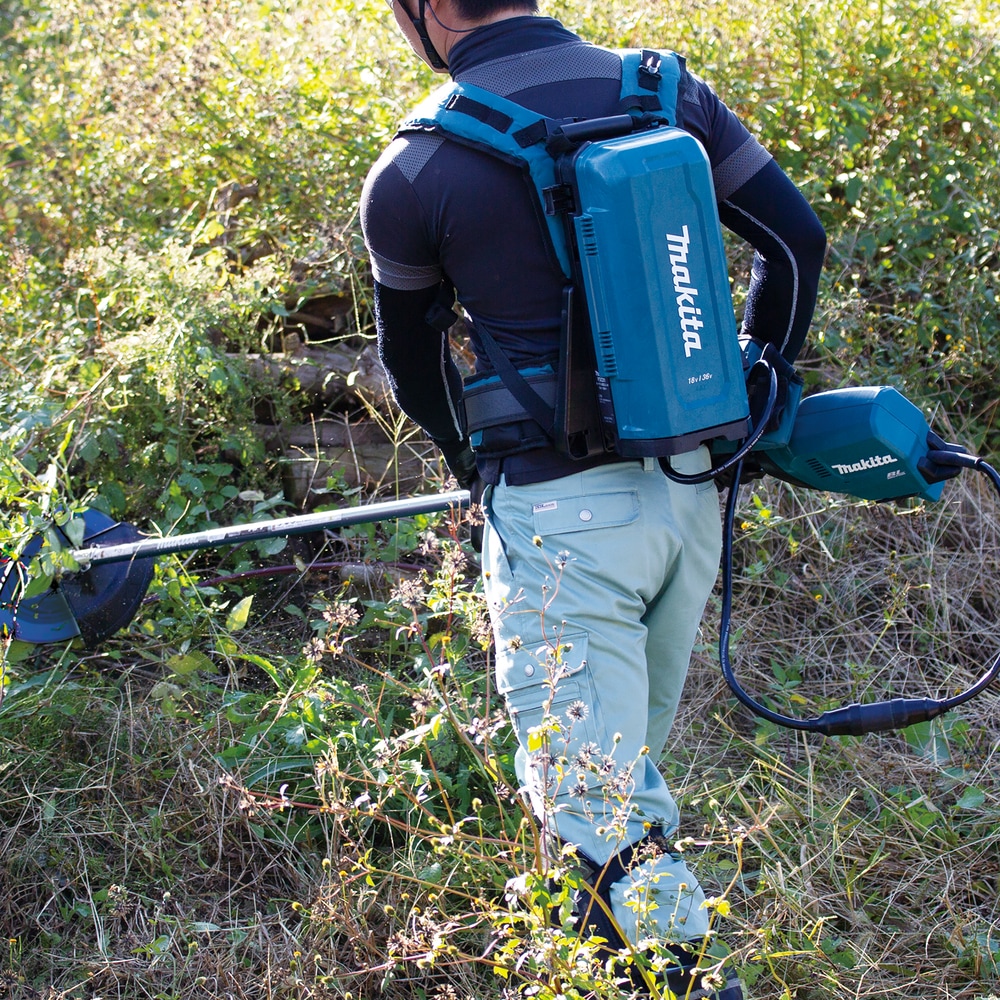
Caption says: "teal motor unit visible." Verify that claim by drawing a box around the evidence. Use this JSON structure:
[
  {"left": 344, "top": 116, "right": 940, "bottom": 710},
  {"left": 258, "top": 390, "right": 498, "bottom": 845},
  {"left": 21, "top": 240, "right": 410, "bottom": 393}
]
[
  {"left": 556, "top": 125, "right": 749, "bottom": 457},
  {"left": 754, "top": 385, "right": 952, "bottom": 503}
]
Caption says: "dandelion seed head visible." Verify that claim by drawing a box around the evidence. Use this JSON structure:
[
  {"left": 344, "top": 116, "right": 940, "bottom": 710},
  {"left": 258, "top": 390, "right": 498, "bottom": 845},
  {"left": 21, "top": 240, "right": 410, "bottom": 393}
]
[
  {"left": 442, "top": 546, "right": 468, "bottom": 576},
  {"left": 301, "top": 637, "right": 326, "bottom": 662},
  {"left": 608, "top": 772, "right": 633, "bottom": 798},
  {"left": 417, "top": 529, "right": 440, "bottom": 556},
  {"left": 391, "top": 578, "right": 425, "bottom": 610},
  {"left": 323, "top": 601, "right": 360, "bottom": 628}
]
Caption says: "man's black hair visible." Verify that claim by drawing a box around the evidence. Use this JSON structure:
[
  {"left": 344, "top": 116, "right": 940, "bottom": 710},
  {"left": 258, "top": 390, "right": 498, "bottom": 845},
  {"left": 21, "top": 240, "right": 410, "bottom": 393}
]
[
  {"left": 402, "top": 0, "right": 538, "bottom": 73},
  {"left": 452, "top": 0, "right": 538, "bottom": 18}
]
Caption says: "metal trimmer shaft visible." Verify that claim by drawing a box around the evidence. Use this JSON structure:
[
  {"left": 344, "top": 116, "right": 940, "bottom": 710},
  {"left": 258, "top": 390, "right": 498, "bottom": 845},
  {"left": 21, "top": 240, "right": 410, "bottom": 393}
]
[{"left": 67, "top": 490, "right": 471, "bottom": 567}]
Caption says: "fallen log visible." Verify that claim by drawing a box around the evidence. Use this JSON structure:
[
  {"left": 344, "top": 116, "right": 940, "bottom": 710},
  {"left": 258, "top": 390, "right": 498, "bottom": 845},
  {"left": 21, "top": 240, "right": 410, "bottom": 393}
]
[
  {"left": 240, "top": 340, "right": 391, "bottom": 409},
  {"left": 255, "top": 417, "right": 434, "bottom": 508}
]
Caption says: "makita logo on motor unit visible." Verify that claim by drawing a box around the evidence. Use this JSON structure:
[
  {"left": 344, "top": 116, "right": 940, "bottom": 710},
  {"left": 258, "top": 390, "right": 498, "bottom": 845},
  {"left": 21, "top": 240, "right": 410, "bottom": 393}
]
[
  {"left": 665, "top": 226, "right": 703, "bottom": 358},
  {"left": 830, "top": 453, "right": 900, "bottom": 475}
]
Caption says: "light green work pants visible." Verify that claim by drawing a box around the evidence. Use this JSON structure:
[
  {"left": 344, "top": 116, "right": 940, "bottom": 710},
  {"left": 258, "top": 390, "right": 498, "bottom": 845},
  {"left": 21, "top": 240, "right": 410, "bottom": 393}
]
[{"left": 482, "top": 453, "right": 722, "bottom": 942}]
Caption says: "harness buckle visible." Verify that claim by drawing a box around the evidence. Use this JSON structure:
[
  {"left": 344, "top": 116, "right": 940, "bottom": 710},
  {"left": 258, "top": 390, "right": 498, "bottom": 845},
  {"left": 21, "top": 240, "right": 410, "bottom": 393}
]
[
  {"left": 543, "top": 183, "right": 576, "bottom": 216},
  {"left": 638, "top": 48, "right": 663, "bottom": 91}
]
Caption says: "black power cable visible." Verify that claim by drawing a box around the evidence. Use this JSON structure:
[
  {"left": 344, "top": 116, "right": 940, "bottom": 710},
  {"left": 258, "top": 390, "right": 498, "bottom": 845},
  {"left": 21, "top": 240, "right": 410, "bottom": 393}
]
[
  {"left": 660, "top": 357, "right": 779, "bottom": 487},
  {"left": 719, "top": 434, "right": 1000, "bottom": 737}
]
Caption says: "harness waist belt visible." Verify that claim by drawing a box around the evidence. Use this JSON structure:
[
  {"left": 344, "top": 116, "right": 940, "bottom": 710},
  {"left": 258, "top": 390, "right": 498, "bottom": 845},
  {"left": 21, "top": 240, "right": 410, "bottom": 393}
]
[{"left": 462, "top": 371, "right": 559, "bottom": 432}]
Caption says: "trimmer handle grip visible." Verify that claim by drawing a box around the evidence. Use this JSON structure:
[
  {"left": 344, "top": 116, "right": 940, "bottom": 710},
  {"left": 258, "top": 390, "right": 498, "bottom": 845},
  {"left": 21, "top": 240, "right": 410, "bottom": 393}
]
[{"left": 920, "top": 432, "right": 977, "bottom": 484}]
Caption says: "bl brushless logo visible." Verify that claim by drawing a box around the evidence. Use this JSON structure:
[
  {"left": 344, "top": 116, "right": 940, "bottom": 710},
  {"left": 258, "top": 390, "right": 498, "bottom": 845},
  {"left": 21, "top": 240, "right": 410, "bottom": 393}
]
[
  {"left": 665, "top": 226, "right": 703, "bottom": 358},
  {"left": 831, "top": 454, "right": 899, "bottom": 475}
]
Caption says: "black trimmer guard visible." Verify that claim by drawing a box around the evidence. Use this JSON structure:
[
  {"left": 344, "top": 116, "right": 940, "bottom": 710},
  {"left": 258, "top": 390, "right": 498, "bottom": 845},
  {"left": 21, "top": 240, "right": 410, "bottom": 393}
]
[{"left": 1, "top": 509, "right": 156, "bottom": 646}]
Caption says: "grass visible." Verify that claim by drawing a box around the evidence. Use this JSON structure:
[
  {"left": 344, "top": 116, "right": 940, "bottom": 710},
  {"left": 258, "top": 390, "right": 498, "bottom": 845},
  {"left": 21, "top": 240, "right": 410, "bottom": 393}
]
[
  {"left": 3, "top": 476, "right": 1000, "bottom": 998},
  {"left": 2, "top": 0, "right": 1000, "bottom": 997}
]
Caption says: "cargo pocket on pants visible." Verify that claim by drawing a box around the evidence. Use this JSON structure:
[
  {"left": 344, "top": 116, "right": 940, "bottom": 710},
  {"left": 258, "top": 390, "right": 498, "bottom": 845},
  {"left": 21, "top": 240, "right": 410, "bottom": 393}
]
[
  {"left": 530, "top": 490, "right": 639, "bottom": 536},
  {"left": 497, "top": 630, "right": 604, "bottom": 768}
]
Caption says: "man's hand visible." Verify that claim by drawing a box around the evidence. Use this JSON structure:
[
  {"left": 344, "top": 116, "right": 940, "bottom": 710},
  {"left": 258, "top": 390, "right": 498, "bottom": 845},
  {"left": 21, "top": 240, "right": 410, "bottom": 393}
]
[
  {"left": 438, "top": 438, "right": 485, "bottom": 552},
  {"left": 466, "top": 476, "right": 486, "bottom": 553},
  {"left": 440, "top": 439, "right": 478, "bottom": 490},
  {"left": 745, "top": 339, "right": 803, "bottom": 433}
]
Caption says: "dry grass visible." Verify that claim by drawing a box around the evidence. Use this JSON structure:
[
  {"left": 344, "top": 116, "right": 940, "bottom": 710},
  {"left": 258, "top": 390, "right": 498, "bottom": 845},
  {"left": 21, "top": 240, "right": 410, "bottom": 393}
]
[
  {"left": 672, "top": 470, "right": 1000, "bottom": 998},
  {"left": 1, "top": 686, "right": 315, "bottom": 999}
]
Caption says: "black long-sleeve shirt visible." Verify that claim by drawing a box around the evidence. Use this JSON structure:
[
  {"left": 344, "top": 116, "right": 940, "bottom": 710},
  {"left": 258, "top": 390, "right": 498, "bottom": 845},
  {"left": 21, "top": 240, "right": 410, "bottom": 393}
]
[{"left": 362, "top": 16, "right": 826, "bottom": 484}]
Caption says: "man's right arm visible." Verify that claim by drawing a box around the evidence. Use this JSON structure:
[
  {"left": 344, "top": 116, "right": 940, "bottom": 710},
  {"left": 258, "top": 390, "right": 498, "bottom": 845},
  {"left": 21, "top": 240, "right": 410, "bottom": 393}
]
[
  {"left": 680, "top": 72, "right": 827, "bottom": 363},
  {"left": 719, "top": 160, "right": 827, "bottom": 362},
  {"left": 361, "top": 146, "right": 475, "bottom": 483}
]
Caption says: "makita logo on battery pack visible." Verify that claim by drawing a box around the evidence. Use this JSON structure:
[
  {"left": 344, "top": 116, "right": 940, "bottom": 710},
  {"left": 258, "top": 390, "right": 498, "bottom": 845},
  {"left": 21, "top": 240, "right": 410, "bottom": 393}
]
[
  {"left": 665, "top": 226, "right": 703, "bottom": 358},
  {"left": 831, "top": 454, "right": 899, "bottom": 475}
]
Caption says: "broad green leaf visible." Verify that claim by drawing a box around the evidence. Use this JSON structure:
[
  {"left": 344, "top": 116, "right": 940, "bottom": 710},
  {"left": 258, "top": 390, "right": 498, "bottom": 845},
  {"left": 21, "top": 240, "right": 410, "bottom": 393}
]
[
  {"left": 226, "top": 596, "right": 254, "bottom": 632},
  {"left": 167, "top": 651, "right": 213, "bottom": 675},
  {"left": 955, "top": 786, "right": 986, "bottom": 810}
]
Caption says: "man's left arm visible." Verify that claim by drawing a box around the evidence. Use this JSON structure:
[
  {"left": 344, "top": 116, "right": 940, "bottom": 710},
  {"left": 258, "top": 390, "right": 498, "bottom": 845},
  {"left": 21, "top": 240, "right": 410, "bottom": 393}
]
[{"left": 373, "top": 280, "right": 477, "bottom": 486}]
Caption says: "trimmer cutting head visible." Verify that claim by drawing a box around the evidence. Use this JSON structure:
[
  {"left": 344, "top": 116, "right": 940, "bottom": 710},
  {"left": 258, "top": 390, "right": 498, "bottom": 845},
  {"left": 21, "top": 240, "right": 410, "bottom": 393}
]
[
  {"left": 1, "top": 490, "right": 472, "bottom": 647},
  {"left": 0, "top": 509, "right": 156, "bottom": 646}
]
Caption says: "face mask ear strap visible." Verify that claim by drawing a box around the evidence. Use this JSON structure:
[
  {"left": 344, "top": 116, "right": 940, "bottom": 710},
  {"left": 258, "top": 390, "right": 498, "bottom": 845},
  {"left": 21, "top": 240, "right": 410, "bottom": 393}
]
[{"left": 407, "top": 0, "right": 449, "bottom": 70}]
